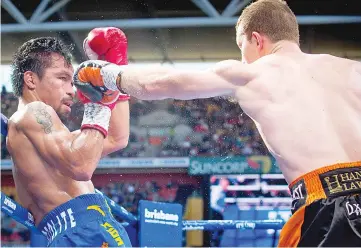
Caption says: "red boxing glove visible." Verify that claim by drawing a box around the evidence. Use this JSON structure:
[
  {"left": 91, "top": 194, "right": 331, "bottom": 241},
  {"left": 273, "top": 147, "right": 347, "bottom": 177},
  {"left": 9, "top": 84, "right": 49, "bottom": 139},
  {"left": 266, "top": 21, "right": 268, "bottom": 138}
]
[
  {"left": 83, "top": 27, "right": 128, "bottom": 66},
  {"left": 83, "top": 27, "right": 130, "bottom": 101}
]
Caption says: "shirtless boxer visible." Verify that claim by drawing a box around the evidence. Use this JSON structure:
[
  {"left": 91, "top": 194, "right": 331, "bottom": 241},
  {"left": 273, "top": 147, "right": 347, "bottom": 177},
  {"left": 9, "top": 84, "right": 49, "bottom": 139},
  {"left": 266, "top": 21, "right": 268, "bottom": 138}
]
[
  {"left": 74, "top": 0, "right": 361, "bottom": 246},
  {"left": 7, "top": 33, "right": 132, "bottom": 247}
]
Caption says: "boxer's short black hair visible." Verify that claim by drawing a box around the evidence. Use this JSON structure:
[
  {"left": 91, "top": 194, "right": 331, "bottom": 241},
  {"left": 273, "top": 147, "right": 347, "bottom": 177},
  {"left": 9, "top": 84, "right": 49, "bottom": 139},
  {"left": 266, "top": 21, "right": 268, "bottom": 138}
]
[{"left": 10, "top": 37, "right": 73, "bottom": 97}]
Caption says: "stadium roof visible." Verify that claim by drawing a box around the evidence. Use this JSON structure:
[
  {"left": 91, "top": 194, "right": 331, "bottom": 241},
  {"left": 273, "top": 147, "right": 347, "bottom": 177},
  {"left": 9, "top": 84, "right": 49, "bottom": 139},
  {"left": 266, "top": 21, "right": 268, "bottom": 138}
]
[{"left": 1, "top": 0, "right": 361, "bottom": 64}]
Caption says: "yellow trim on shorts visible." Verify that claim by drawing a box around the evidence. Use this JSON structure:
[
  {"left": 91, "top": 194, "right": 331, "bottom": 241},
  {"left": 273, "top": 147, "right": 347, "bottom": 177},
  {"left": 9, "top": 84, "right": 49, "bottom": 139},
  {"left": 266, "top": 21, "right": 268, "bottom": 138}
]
[{"left": 87, "top": 205, "right": 106, "bottom": 216}]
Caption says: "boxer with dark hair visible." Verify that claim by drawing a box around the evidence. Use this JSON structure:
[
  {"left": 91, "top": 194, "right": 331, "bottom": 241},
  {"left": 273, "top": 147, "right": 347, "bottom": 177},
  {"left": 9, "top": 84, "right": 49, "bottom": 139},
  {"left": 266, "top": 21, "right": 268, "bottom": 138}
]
[
  {"left": 74, "top": 0, "right": 361, "bottom": 246},
  {"left": 7, "top": 34, "right": 132, "bottom": 247}
]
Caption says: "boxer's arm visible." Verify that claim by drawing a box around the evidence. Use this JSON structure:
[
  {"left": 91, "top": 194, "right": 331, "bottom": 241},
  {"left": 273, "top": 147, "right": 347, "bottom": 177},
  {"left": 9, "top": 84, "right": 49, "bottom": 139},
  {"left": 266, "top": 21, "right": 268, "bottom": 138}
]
[
  {"left": 21, "top": 101, "right": 105, "bottom": 181},
  {"left": 70, "top": 100, "right": 130, "bottom": 157},
  {"left": 118, "top": 60, "right": 254, "bottom": 100},
  {"left": 101, "top": 100, "right": 129, "bottom": 157}
]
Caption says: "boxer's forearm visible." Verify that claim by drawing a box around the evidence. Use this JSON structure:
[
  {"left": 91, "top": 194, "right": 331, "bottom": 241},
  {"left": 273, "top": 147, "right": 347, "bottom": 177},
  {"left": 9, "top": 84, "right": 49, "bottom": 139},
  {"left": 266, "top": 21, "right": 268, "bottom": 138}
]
[
  {"left": 102, "top": 101, "right": 130, "bottom": 157},
  {"left": 66, "top": 129, "right": 105, "bottom": 180},
  {"left": 118, "top": 65, "right": 237, "bottom": 100},
  {"left": 117, "top": 65, "right": 178, "bottom": 100}
]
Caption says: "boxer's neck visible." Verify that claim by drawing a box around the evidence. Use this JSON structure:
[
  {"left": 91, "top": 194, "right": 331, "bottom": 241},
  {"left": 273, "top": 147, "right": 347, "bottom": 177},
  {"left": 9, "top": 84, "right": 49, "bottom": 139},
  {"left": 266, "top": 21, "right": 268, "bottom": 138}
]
[
  {"left": 18, "top": 90, "right": 42, "bottom": 109},
  {"left": 269, "top": 40, "right": 302, "bottom": 55}
]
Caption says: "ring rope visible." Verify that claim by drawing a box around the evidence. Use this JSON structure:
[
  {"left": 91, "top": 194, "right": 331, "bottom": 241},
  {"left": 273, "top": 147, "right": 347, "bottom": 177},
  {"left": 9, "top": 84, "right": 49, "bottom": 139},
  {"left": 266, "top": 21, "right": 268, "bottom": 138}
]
[{"left": 182, "top": 219, "right": 284, "bottom": 231}]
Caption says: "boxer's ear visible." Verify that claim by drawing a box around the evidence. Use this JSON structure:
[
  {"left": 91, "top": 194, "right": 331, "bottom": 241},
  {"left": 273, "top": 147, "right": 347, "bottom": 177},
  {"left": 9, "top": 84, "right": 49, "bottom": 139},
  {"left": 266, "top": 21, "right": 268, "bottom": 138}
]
[
  {"left": 251, "top": 32, "right": 263, "bottom": 51},
  {"left": 23, "top": 71, "right": 37, "bottom": 90}
]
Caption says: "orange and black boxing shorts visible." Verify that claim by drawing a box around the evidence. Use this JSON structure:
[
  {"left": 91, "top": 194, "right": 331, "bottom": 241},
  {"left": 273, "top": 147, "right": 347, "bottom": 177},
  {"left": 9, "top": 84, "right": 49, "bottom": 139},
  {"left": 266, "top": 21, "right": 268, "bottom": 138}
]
[{"left": 278, "top": 162, "right": 361, "bottom": 247}]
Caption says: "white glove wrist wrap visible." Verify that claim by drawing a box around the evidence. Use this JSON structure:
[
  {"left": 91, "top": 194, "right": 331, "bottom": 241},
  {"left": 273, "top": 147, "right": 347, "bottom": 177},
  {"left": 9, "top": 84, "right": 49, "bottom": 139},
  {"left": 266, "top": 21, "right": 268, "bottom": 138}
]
[
  {"left": 81, "top": 102, "right": 111, "bottom": 137},
  {"left": 101, "top": 64, "right": 122, "bottom": 91}
]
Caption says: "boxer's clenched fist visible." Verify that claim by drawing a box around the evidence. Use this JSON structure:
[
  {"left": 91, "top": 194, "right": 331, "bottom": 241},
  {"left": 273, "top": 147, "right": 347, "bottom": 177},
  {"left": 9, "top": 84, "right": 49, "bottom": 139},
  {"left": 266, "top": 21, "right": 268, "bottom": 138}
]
[
  {"left": 83, "top": 27, "right": 128, "bottom": 65},
  {"left": 73, "top": 60, "right": 122, "bottom": 105}
]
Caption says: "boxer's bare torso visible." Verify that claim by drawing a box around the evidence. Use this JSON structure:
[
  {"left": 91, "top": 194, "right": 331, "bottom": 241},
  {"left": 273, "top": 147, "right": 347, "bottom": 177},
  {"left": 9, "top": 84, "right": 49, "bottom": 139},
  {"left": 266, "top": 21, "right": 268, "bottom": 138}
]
[
  {"left": 7, "top": 107, "right": 94, "bottom": 225},
  {"left": 235, "top": 53, "right": 361, "bottom": 183}
]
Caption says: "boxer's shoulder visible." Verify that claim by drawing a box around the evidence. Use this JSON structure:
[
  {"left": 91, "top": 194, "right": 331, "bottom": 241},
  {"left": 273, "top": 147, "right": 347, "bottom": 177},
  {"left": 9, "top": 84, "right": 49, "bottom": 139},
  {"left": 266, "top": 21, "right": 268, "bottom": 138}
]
[
  {"left": 247, "top": 55, "right": 286, "bottom": 79},
  {"left": 352, "top": 62, "right": 361, "bottom": 79},
  {"left": 307, "top": 54, "right": 361, "bottom": 78},
  {"left": 16, "top": 101, "right": 57, "bottom": 134},
  {"left": 25, "top": 101, "right": 54, "bottom": 114},
  {"left": 307, "top": 53, "right": 357, "bottom": 67},
  {"left": 211, "top": 59, "right": 259, "bottom": 86}
]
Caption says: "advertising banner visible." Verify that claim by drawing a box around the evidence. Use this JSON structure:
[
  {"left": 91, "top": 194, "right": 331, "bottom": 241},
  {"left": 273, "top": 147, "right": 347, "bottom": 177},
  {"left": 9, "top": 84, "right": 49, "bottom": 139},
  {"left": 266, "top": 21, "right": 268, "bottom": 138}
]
[{"left": 188, "top": 156, "right": 281, "bottom": 175}]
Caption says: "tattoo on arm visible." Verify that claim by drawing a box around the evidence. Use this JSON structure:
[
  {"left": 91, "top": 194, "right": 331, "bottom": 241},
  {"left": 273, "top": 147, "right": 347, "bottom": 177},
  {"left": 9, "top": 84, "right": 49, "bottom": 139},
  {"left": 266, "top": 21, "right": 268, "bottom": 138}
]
[{"left": 30, "top": 105, "right": 53, "bottom": 134}]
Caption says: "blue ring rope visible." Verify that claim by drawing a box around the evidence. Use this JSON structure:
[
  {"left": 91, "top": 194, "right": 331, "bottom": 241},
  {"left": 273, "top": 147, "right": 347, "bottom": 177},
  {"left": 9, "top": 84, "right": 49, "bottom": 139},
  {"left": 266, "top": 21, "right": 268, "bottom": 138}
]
[
  {"left": 95, "top": 188, "right": 138, "bottom": 225},
  {"left": 0, "top": 191, "right": 41, "bottom": 234},
  {"left": 182, "top": 219, "right": 284, "bottom": 231},
  {"left": 1, "top": 113, "right": 8, "bottom": 136}
]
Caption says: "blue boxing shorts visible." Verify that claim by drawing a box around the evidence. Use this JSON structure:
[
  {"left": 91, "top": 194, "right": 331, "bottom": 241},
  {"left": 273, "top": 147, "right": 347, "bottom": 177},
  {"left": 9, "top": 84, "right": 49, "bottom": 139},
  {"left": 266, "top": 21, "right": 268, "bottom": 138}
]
[{"left": 37, "top": 194, "right": 132, "bottom": 247}]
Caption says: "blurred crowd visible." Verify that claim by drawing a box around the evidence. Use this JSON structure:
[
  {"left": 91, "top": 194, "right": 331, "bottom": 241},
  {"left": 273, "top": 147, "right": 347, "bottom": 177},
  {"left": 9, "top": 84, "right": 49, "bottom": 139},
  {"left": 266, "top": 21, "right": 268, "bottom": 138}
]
[
  {"left": 1, "top": 214, "right": 30, "bottom": 246},
  {"left": 1, "top": 89, "right": 269, "bottom": 159},
  {"left": 165, "top": 98, "right": 268, "bottom": 157},
  {"left": 97, "top": 180, "right": 179, "bottom": 216}
]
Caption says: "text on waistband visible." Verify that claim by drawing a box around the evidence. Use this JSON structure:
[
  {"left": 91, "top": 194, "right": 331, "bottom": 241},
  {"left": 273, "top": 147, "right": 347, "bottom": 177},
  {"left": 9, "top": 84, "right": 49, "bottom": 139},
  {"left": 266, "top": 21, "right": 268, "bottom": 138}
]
[
  {"left": 319, "top": 167, "right": 361, "bottom": 197},
  {"left": 41, "top": 208, "right": 77, "bottom": 242}
]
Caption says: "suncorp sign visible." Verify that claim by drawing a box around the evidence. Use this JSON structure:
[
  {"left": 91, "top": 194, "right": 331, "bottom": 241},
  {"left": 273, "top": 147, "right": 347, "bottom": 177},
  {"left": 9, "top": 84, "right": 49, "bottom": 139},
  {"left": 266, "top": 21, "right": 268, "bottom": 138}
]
[
  {"left": 188, "top": 159, "right": 249, "bottom": 175},
  {"left": 188, "top": 156, "right": 280, "bottom": 175}
]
